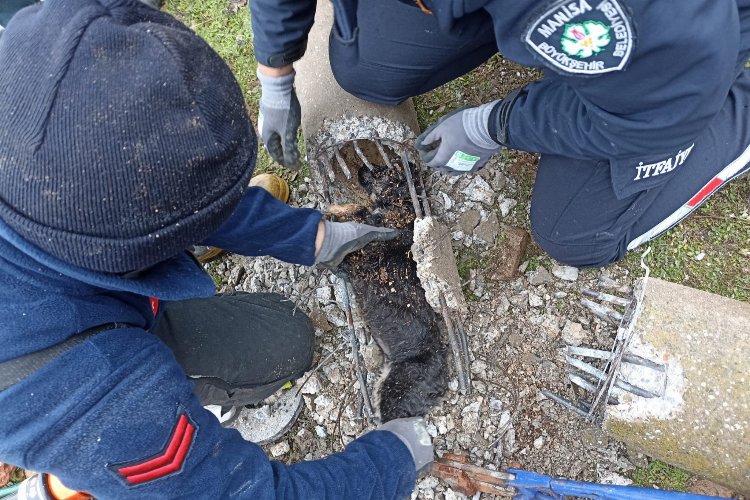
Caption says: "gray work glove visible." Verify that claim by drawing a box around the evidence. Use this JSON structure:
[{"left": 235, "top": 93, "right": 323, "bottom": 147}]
[
  {"left": 315, "top": 220, "right": 399, "bottom": 267},
  {"left": 415, "top": 100, "right": 502, "bottom": 175},
  {"left": 378, "top": 417, "right": 434, "bottom": 476},
  {"left": 257, "top": 69, "right": 302, "bottom": 170}
]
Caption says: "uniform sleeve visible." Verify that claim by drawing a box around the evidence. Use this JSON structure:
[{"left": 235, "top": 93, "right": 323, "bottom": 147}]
[
  {"left": 502, "top": 2, "right": 740, "bottom": 161},
  {"left": 0, "top": 327, "right": 416, "bottom": 499},
  {"left": 249, "top": 0, "right": 316, "bottom": 67},
  {"left": 202, "top": 186, "right": 322, "bottom": 266}
]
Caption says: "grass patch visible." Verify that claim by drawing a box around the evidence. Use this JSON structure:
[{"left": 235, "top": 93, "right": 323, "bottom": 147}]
[
  {"left": 631, "top": 460, "right": 692, "bottom": 491},
  {"left": 618, "top": 178, "right": 750, "bottom": 301},
  {"left": 456, "top": 250, "right": 482, "bottom": 301}
]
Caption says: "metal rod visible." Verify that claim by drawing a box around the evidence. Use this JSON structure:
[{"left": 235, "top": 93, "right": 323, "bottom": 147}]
[
  {"left": 581, "top": 298, "right": 624, "bottom": 324},
  {"left": 333, "top": 145, "right": 352, "bottom": 180},
  {"left": 566, "top": 346, "right": 665, "bottom": 372},
  {"left": 565, "top": 356, "right": 658, "bottom": 399},
  {"left": 339, "top": 277, "right": 374, "bottom": 420},
  {"left": 417, "top": 168, "right": 433, "bottom": 217},
  {"left": 353, "top": 140, "right": 375, "bottom": 172},
  {"left": 567, "top": 373, "right": 619, "bottom": 404},
  {"left": 581, "top": 288, "right": 632, "bottom": 307},
  {"left": 439, "top": 293, "right": 469, "bottom": 393},
  {"left": 588, "top": 247, "right": 653, "bottom": 416},
  {"left": 455, "top": 319, "right": 472, "bottom": 394},
  {"left": 541, "top": 390, "right": 591, "bottom": 419},
  {"left": 400, "top": 149, "right": 424, "bottom": 219},
  {"left": 375, "top": 140, "right": 396, "bottom": 170}
]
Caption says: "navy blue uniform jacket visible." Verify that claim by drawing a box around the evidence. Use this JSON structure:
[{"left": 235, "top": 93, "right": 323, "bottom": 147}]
[
  {"left": 251, "top": 0, "right": 750, "bottom": 198},
  {"left": 0, "top": 187, "right": 416, "bottom": 498}
]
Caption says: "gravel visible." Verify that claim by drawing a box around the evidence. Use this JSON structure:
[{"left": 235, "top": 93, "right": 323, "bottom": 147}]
[{"left": 214, "top": 156, "right": 646, "bottom": 499}]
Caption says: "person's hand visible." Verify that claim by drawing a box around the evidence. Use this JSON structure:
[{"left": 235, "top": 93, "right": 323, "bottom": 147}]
[
  {"left": 315, "top": 220, "right": 399, "bottom": 267},
  {"left": 378, "top": 417, "right": 433, "bottom": 476},
  {"left": 415, "top": 100, "right": 502, "bottom": 175},
  {"left": 257, "top": 67, "right": 301, "bottom": 170}
]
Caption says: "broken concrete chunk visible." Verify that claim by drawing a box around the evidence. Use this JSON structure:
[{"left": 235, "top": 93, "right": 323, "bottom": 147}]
[
  {"left": 412, "top": 216, "right": 468, "bottom": 314},
  {"left": 458, "top": 210, "right": 481, "bottom": 235},
  {"left": 461, "top": 176, "right": 495, "bottom": 205},
  {"left": 498, "top": 197, "right": 517, "bottom": 217},
  {"left": 552, "top": 264, "right": 579, "bottom": 282},
  {"left": 474, "top": 212, "right": 500, "bottom": 244},
  {"left": 561, "top": 320, "right": 587, "bottom": 346},
  {"left": 528, "top": 267, "right": 553, "bottom": 286},
  {"left": 489, "top": 225, "right": 530, "bottom": 281},
  {"left": 270, "top": 441, "right": 290, "bottom": 457}
]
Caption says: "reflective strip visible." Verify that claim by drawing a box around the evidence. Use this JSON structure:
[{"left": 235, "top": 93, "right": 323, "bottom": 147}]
[{"left": 627, "top": 142, "right": 750, "bottom": 250}]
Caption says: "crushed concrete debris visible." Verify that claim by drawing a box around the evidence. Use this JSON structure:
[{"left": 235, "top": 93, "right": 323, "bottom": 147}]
[
  {"left": 552, "top": 264, "right": 579, "bottom": 282},
  {"left": 215, "top": 156, "right": 665, "bottom": 493}
]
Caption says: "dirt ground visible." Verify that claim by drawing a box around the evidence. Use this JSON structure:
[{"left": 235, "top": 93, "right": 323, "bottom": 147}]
[{"left": 206, "top": 51, "right": 748, "bottom": 497}]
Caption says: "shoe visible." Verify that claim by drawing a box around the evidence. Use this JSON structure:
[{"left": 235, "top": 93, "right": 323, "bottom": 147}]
[
  {"left": 190, "top": 174, "right": 290, "bottom": 264},
  {"left": 205, "top": 405, "right": 240, "bottom": 427},
  {"left": 190, "top": 245, "right": 225, "bottom": 264},
  {"left": 249, "top": 173, "right": 290, "bottom": 204},
  {"left": 228, "top": 387, "right": 303, "bottom": 444}
]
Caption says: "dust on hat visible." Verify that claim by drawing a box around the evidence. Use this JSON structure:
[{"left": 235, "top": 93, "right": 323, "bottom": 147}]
[{"left": 0, "top": 0, "right": 256, "bottom": 273}]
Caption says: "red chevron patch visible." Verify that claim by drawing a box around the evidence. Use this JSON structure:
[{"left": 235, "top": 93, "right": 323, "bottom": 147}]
[{"left": 113, "top": 413, "right": 196, "bottom": 485}]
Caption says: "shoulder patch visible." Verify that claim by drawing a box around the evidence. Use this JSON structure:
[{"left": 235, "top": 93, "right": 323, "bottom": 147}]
[
  {"left": 109, "top": 412, "right": 196, "bottom": 486},
  {"left": 524, "top": 0, "right": 634, "bottom": 76}
]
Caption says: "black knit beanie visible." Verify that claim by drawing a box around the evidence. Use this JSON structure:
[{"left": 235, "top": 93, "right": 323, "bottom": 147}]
[{"left": 0, "top": 0, "right": 256, "bottom": 273}]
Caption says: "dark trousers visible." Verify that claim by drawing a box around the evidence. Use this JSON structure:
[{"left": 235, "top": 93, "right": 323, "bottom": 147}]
[
  {"left": 328, "top": 0, "right": 750, "bottom": 267},
  {"left": 152, "top": 292, "right": 314, "bottom": 407}
]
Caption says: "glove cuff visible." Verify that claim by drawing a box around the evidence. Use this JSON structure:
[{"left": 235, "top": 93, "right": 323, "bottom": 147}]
[
  {"left": 462, "top": 100, "right": 502, "bottom": 151},
  {"left": 488, "top": 87, "right": 526, "bottom": 146},
  {"left": 315, "top": 220, "right": 349, "bottom": 264},
  {"left": 257, "top": 68, "right": 296, "bottom": 109}
]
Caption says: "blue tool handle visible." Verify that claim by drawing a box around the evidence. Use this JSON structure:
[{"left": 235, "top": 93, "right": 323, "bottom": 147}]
[{"left": 509, "top": 470, "right": 724, "bottom": 500}]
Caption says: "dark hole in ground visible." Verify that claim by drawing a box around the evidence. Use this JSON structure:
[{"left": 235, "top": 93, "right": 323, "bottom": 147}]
[{"left": 328, "top": 140, "right": 447, "bottom": 422}]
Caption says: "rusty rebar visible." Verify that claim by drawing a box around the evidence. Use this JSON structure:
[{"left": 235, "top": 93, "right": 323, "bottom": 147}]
[
  {"left": 339, "top": 276, "right": 374, "bottom": 421},
  {"left": 353, "top": 140, "right": 375, "bottom": 172},
  {"left": 440, "top": 293, "right": 470, "bottom": 393}
]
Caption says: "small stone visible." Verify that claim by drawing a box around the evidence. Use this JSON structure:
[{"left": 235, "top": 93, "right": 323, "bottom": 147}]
[
  {"left": 507, "top": 331, "right": 524, "bottom": 347},
  {"left": 361, "top": 343, "right": 384, "bottom": 371},
  {"left": 462, "top": 401, "right": 482, "bottom": 414},
  {"left": 474, "top": 213, "right": 500, "bottom": 244},
  {"left": 462, "top": 413, "right": 480, "bottom": 434},
  {"left": 458, "top": 210, "right": 481, "bottom": 235},
  {"left": 498, "top": 198, "right": 518, "bottom": 217},
  {"left": 528, "top": 267, "right": 553, "bottom": 286},
  {"left": 270, "top": 441, "right": 290, "bottom": 457},
  {"left": 315, "top": 425, "right": 327, "bottom": 438},
  {"left": 599, "top": 472, "right": 633, "bottom": 486},
  {"left": 323, "top": 364, "right": 342, "bottom": 385},
  {"left": 528, "top": 293, "right": 544, "bottom": 308},
  {"left": 462, "top": 176, "right": 495, "bottom": 205},
  {"left": 509, "top": 293, "right": 528, "bottom": 307},
  {"left": 553, "top": 291, "right": 568, "bottom": 299},
  {"left": 552, "top": 264, "right": 579, "bottom": 281},
  {"left": 496, "top": 295, "right": 511, "bottom": 314},
  {"left": 316, "top": 286, "right": 333, "bottom": 303},
  {"left": 448, "top": 379, "right": 459, "bottom": 391},
  {"left": 300, "top": 375, "right": 321, "bottom": 395},
  {"left": 228, "top": 265, "right": 246, "bottom": 286},
  {"left": 562, "top": 320, "right": 587, "bottom": 346},
  {"left": 440, "top": 191, "right": 454, "bottom": 210},
  {"left": 694, "top": 251, "right": 706, "bottom": 261},
  {"left": 533, "top": 436, "right": 545, "bottom": 449},
  {"left": 313, "top": 395, "right": 332, "bottom": 415},
  {"left": 489, "top": 399, "right": 503, "bottom": 411}
]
